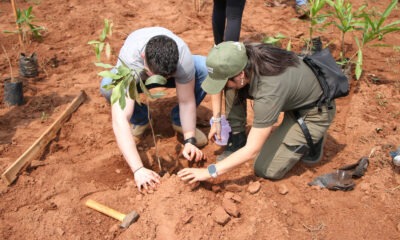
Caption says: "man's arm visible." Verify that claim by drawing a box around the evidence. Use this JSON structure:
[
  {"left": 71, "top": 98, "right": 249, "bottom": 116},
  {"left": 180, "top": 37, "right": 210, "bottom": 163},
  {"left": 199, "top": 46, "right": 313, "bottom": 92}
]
[
  {"left": 175, "top": 79, "right": 197, "bottom": 139},
  {"left": 175, "top": 79, "right": 205, "bottom": 162},
  {"left": 111, "top": 96, "right": 160, "bottom": 191}
]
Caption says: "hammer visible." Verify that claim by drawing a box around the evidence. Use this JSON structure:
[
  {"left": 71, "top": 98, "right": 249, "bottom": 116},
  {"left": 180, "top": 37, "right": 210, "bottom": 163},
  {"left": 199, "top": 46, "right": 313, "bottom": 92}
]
[{"left": 85, "top": 199, "right": 139, "bottom": 229}]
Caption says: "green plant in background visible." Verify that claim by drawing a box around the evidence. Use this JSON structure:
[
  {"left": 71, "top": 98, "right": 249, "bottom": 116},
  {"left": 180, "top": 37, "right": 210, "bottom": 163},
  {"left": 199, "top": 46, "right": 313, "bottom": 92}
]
[
  {"left": 88, "top": 19, "right": 113, "bottom": 62},
  {"left": 4, "top": 6, "right": 44, "bottom": 43},
  {"left": 307, "top": 0, "right": 329, "bottom": 52},
  {"left": 353, "top": 0, "right": 400, "bottom": 79},
  {"left": 262, "top": 33, "right": 293, "bottom": 50},
  {"left": 326, "top": 0, "right": 366, "bottom": 62}
]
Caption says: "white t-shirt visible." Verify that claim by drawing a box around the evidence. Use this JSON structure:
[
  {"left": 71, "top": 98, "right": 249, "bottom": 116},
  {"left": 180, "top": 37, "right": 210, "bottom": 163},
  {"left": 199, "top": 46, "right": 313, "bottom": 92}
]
[{"left": 116, "top": 27, "right": 195, "bottom": 84}]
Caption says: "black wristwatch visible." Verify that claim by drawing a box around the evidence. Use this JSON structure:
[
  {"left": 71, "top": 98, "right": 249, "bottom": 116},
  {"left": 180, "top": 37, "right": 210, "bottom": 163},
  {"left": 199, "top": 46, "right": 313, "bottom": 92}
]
[{"left": 183, "top": 137, "right": 197, "bottom": 145}]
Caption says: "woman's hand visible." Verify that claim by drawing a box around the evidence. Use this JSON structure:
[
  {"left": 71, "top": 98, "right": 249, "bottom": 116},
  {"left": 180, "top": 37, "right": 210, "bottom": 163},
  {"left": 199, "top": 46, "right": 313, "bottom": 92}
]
[
  {"left": 178, "top": 168, "right": 210, "bottom": 183},
  {"left": 134, "top": 167, "right": 161, "bottom": 193},
  {"left": 182, "top": 143, "right": 206, "bottom": 162},
  {"left": 208, "top": 122, "right": 221, "bottom": 142}
]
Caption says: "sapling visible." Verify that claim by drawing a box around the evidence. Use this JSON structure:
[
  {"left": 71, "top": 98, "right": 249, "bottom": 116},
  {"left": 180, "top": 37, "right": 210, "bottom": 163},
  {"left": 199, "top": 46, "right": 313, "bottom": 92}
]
[
  {"left": 4, "top": 6, "right": 45, "bottom": 51},
  {"left": 262, "top": 33, "right": 292, "bottom": 50},
  {"left": 306, "top": 0, "right": 329, "bottom": 53},
  {"left": 88, "top": 19, "right": 113, "bottom": 62},
  {"left": 326, "top": 0, "right": 366, "bottom": 62},
  {"left": 354, "top": 0, "right": 400, "bottom": 79}
]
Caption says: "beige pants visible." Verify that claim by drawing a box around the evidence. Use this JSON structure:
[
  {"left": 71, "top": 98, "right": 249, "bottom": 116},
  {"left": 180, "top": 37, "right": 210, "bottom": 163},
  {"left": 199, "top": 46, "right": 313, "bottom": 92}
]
[{"left": 254, "top": 103, "right": 336, "bottom": 180}]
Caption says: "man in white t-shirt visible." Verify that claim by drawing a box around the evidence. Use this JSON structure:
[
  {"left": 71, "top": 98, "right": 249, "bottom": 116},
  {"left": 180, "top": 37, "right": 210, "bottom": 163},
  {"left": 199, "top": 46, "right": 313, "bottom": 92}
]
[{"left": 100, "top": 27, "right": 208, "bottom": 192}]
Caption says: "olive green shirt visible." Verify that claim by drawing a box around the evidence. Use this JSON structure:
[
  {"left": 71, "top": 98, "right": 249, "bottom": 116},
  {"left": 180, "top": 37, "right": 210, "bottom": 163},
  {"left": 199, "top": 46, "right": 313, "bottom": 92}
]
[{"left": 249, "top": 59, "right": 322, "bottom": 128}]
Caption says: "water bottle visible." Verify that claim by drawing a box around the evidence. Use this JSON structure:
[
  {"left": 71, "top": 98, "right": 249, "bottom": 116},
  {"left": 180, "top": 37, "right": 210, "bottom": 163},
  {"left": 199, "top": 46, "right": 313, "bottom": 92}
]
[
  {"left": 210, "top": 115, "right": 231, "bottom": 146},
  {"left": 390, "top": 147, "right": 400, "bottom": 166}
]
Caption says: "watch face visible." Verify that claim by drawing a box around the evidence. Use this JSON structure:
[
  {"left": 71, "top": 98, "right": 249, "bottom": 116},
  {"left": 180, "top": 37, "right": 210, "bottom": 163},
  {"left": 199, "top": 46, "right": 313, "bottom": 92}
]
[{"left": 207, "top": 164, "right": 217, "bottom": 177}]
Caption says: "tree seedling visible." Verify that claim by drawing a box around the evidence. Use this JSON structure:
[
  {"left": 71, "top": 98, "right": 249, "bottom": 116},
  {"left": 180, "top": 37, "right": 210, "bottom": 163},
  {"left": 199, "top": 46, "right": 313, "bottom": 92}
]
[
  {"left": 3, "top": 5, "right": 45, "bottom": 51},
  {"left": 88, "top": 19, "right": 113, "bottom": 62}
]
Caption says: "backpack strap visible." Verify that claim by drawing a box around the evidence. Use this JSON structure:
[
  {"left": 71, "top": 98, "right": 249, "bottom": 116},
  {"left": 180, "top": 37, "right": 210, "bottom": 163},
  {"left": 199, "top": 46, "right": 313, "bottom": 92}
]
[{"left": 293, "top": 110, "right": 317, "bottom": 157}]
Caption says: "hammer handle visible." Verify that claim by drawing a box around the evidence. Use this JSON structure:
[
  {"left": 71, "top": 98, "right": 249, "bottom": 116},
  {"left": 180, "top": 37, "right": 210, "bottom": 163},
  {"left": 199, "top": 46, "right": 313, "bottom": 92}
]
[{"left": 85, "top": 199, "right": 126, "bottom": 222}]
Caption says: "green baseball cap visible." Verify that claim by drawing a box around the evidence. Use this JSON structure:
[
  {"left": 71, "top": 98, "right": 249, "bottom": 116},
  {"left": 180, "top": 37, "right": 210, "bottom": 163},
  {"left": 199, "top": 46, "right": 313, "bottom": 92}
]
[{"left": 201, "top": 41, "right": 248, "bottom": 94}]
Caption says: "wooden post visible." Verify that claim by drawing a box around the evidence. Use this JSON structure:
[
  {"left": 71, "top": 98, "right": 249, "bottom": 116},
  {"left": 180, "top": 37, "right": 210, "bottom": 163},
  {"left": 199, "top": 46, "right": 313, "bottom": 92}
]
[
  {"left": 1, "top": 91, "right": 87, "bottom": 185},
  {"left": 10, "top": 0, "right": 24, "bottom": 49}
]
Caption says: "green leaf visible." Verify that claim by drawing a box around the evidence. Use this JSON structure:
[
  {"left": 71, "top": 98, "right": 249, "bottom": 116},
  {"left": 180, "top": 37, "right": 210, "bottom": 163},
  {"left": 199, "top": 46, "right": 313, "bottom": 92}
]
[
  {"left": 117, "top": 65, "right": 131, "bottom": 76},
  {"left": 94, "top": 62, "right": 114, "bottom": 68},
  {"left": 105, "top": 43, "right": 111, "bottom": 59},
  {"left": 88, "top": 40, "right": 102, "bottom": 45},
  {"left": 355, "top": 48, "right": 363, "bottom": 80},
  {"left": 145, "top": 75, "right": 167, "bottom": 85},
  {"left": 102, "top": 84, "right": 114, "bottom": 90},
  {"left": 111, "top": 82, "right": 122, "bottom": 105},
  {"left": 98, "top": 71, "right": 122, "bottom": 79}
]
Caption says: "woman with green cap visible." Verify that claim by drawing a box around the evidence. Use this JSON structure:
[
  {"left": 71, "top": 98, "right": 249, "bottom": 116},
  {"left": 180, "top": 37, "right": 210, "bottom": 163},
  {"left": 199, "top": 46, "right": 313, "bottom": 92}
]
[{"left": 178, "top": 41, "right": 336, "bottom": 182}]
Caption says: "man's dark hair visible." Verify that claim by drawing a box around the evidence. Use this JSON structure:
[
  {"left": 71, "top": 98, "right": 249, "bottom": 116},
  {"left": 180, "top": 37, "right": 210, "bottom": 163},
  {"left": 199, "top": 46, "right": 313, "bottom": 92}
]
[{"left": 145, "top": 35, "right": 179, "bottom": 76}]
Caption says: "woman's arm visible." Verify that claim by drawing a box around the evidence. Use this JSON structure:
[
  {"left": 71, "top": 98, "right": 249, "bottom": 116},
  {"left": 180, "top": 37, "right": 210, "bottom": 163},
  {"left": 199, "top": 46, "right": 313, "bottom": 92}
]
[
  {"left": 178, "top": 126, "right": 273, "bottom": 183},
  {"left": 209, "top": 92, "right": 223, "bottom": 141}
]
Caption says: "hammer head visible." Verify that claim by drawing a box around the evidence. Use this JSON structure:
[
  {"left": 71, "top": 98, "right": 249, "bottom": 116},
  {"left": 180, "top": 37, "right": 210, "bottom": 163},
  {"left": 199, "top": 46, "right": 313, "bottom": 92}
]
[{"left": 120, "top": 211, "right": 140, "bottom": 229}]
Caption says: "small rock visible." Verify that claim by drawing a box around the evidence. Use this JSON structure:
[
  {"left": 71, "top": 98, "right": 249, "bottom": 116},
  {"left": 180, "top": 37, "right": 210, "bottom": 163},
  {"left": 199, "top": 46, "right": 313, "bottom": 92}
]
[
  {"left": 213, "top": 207, "right": 230, "bottom": 226},
  {"left": 136, "top": 194, "right": 143, "bottom": 201},
  {"left": 277, "top": 184, "right": 289, "bottom": 195},
  {"left": 211, "top": 185, "right": 222, "bottom": 193},
  {"left": 287, "top": 218, "right": 294, "bottom": 226},
  {"left": 30, "top": 160, "right": 46, "bottom": 168},
  {"left": 108, "top": 224, "right": 119, "bottom": 233},
  {"left": 189, "top": 182, "right": 200, "bottom": 191},
  {"left": 182, "top": 214, "right": 193, "bottom": 224},
  {"left": 359, "top": 182, "right": 370, "bottom": 192},
  {"left": 223, "top": 192, "right": 234, "bottom": 200},
  {"left": 56, "top": 227, "right": 65, "bottom": 236},
  {"left": 247, "top": 181, "right": 261, "bottom": 194},
  {"left": 163, "top": 172, "right": 171, "bottom": 179},
  {"left": 231, "top": 194, "right": 242, "bottom": 203},
  {"left": 295, "top": 32, "right": 304, "bottom": 38},
  {"left": 222, "top": 198, "right": 240, "bottom": 218},
  {"left": 310, "top": 199, "right": 317, "bottom": 205},
  {"left": 115, "top": 169, "right": 121, "bottom": 174},
  {"left": 225, "top": 184, "right": 243, "bottom": 192}
]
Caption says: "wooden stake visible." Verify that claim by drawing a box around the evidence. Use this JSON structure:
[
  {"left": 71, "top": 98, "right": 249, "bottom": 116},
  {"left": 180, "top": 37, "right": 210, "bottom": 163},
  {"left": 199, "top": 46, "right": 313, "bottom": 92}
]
[{"left": 1, "top": 90, "right": 87, "bottom": 185}]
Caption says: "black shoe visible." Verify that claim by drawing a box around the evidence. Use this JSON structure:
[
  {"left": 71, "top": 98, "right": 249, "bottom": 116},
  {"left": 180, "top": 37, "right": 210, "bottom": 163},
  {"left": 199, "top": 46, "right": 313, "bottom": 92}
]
[
  {"left": 302, "top": 136, "right": 326, "bottom": 164},
  {"left": 216, "top": 132, "right": 247, "bottom": 162}
]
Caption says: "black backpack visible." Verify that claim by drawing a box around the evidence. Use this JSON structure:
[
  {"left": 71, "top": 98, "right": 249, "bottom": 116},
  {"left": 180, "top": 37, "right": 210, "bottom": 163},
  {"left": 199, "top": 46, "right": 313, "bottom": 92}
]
[{"left": 303, "top": 48, "right": 349, "bottom": 109}]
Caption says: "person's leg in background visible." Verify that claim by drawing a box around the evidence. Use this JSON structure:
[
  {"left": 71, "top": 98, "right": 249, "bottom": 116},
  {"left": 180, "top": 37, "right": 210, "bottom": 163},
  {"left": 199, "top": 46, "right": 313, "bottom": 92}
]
[
  {"left": 212, "top": 0, "right": 227, "bottom": 45},
  {"left": 224, "top": 0, "right": 246, "bottom": 42}
]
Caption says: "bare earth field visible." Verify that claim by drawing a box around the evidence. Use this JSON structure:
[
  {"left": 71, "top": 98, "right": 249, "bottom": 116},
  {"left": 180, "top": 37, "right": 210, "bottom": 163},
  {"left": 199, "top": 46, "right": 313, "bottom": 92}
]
[{"left": 0, "top": 0, "right": 399, "bottom": 239}]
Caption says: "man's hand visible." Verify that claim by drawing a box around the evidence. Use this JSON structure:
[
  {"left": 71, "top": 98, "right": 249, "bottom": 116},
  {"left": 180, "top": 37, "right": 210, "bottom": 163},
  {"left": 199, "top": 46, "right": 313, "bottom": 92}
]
[
  {"left": 182, "top": 143, "right": 206, "bottom": 162},
  {"left": 134, "top": 167, "right": 161, "bottom": 193},
  {"left": 208, "top": 122, "right": 221, "bottom": 142},
  {"left": 177, "top": 168, "right": 210, "bottom": 184}
]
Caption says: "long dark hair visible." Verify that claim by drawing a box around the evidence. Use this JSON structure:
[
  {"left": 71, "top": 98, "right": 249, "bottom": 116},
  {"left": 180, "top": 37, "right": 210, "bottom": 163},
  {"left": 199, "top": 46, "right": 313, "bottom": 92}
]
[{"left": 243, "top": 42, "right": 299, "bottom": 81}]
